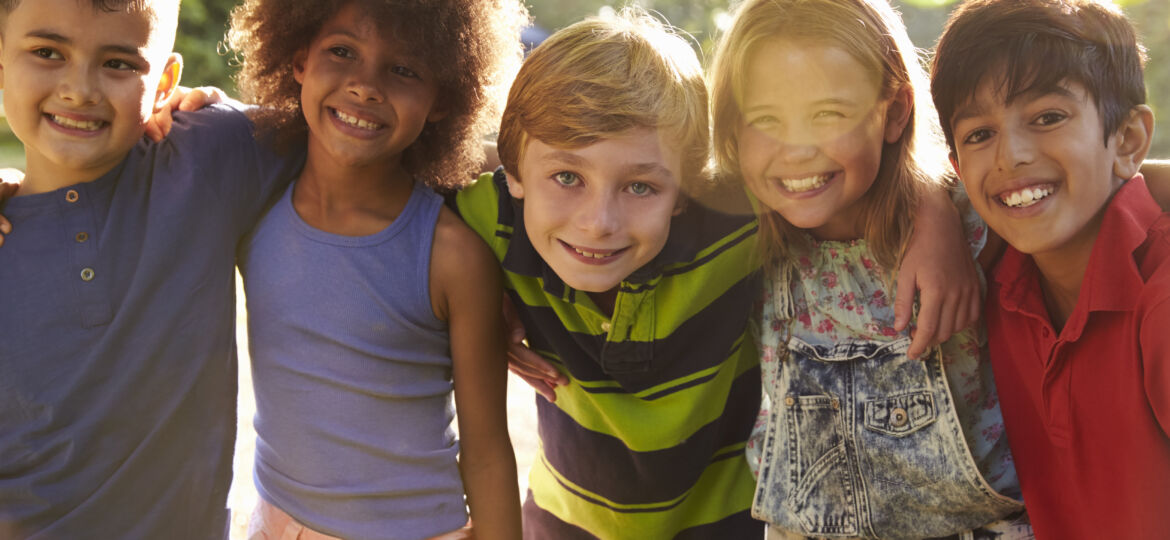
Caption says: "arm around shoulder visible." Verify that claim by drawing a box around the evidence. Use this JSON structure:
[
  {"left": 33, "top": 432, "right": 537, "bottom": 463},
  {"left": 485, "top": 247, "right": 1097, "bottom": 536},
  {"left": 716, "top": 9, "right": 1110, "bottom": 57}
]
[
  {"left": 1142, "top": 159, "right": 1170, "bottom": 211},
  {"left": 1141, "top": 279, "right": 1170, "bottom": 438},
  {"left": 430, "top": 207, "right": 522, "bottom": 540}
]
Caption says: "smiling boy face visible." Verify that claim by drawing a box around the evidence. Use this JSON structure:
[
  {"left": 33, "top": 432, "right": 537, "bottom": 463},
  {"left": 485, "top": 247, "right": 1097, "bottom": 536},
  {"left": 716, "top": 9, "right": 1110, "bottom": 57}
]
[
  {"left": 0, "top": 0, "right": 180, "bottom": 192},
  {"left": 950, "top": 79, "right": 1130, "bottom": 264},
  {"left": 506, "top": 127, "right": 684, "bottom": 294}
]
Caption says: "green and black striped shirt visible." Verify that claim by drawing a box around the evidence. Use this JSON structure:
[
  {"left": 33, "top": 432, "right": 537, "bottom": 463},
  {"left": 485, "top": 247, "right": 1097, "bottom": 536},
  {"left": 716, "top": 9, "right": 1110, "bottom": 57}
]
[{"left": 456, "top": 171, "right": 764, "bottom": 538}]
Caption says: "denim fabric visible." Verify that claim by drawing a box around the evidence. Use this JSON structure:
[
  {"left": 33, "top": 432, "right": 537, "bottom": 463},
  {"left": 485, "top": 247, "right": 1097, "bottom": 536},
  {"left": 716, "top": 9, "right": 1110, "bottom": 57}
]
[{"left": 751, "top": 273, "right": 1022, "bottom": 539}]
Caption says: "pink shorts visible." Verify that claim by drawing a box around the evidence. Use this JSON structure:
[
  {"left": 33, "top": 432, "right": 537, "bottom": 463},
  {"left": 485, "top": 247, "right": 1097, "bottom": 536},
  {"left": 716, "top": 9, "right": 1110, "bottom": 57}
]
[{"left": 247, "top": 498, "right": 474, "bottom": 540}]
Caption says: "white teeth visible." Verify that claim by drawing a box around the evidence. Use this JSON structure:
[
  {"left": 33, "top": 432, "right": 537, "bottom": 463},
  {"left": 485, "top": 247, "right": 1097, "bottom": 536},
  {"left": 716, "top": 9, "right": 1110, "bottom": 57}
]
[
  {"left": 573, "top": 247, "right": 614, "bottom": 259},
  {"left": 52, "top": 115, "right": 102, "bottom": 131},
  {"left": 1001, "top": 186, "right": 1052, "bottom": 208},
  {"left": 780, "top": 174, "right": 830, "bottom": 193},
  {"left": 333, "top": 109, "right": 382, "bottom": 131}
]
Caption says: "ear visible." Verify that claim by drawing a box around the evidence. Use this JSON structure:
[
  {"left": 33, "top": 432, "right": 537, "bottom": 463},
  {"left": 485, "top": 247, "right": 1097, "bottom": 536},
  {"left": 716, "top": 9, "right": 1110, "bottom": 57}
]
[
  {"left": 505, "top": 171, "right": 524, "bottom": 200},
  {"left": 949, "top": 153, "right": 961, "bottom": 180},
  {"left": 883, "top": 85, "right": 914, "bottom": 144},
  {"left": 152, "top": 53, "right": 182, "bottom": 112},
  {"left": 0, "top": 37, "right": 6, "bottom": 90},
  {"left": 293, "top": 49, "right": 308, "bottom": 85},
  {"left": 426, "top": 106, "right": 448, "bottom": 124},
  {"left": 1111, "top": 105, "right": 1154, "bottom": 180}
]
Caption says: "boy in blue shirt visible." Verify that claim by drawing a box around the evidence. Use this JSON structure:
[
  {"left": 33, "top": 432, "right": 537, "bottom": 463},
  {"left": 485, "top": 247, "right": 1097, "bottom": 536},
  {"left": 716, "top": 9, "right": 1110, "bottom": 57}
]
[{"left": 0, "top": 0, "right": 297, "bottom": 537}]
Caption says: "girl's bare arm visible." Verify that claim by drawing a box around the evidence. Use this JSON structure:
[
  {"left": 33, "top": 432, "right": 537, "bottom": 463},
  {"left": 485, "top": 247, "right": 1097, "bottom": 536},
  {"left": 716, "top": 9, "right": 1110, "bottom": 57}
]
[{"left": 431, "top": 207, "right": 522, "bottom": 540}]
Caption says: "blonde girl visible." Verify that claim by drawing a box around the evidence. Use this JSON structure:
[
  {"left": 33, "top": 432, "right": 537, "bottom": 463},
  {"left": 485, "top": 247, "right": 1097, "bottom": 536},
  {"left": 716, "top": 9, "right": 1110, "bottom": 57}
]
[{"left": 710, "top": 0, "right": 1031, "bottom": 538}]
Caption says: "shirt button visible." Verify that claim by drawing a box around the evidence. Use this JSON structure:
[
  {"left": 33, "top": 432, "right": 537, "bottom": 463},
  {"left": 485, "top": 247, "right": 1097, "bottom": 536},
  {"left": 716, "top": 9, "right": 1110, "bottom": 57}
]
[
  {"left": 1042, "top": 328, "right": 1051, "bottom": 338},
  {"left": 75, "top": 232, "right": 89, "bottom": 243},
  {"left": 600, "top": 321, "right": 612, "bottom": 332},
  {"left": 80, "top": 268, "right": 95, "bottom": 282},
  {"left": 65, "top": 189, "right": 79, "bottom": 203}
]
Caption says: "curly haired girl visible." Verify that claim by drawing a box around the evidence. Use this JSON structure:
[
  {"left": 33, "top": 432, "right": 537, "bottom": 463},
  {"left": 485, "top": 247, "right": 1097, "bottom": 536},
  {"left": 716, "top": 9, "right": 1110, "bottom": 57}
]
[{"left": 224, "top": 1, "right": 528, "bottom": 538}]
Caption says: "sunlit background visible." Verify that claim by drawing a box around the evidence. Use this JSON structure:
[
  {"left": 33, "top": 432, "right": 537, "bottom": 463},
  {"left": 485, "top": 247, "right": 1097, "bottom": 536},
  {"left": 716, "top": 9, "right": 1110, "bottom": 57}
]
[
  {"left": 0, "top": 0, "right": 1166, "bottom": 168},
  {"left": 2, "top": 1, "right": 1164, "bottom": 537}
]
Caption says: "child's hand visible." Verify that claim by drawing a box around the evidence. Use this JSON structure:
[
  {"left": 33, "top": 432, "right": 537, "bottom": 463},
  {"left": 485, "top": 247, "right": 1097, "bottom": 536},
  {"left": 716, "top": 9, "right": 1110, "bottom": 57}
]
[
  {"left": 503, "top": 295, "right": 568, "bottom": 402},
  {"left": 895, "top": 188, "right": 981, "bottom": 358},
  {"left": 144, "top": 86, "right": 229, "bottom": 142},
  {"left": 0, "top": 172, "right": 24, "bottom": 247}
]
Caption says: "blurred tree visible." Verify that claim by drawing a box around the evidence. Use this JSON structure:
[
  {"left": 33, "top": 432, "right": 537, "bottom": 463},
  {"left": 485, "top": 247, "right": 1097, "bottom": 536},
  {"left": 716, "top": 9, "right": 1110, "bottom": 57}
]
[
  {"left": 1, "top": 0, "right": 1165, "bottom": 166},
  {"left": 525, "top": 0, "right": 1169, "bottom": 157},
  {"left": 174, "top": 0, "right": 240, "bottom": 94}
]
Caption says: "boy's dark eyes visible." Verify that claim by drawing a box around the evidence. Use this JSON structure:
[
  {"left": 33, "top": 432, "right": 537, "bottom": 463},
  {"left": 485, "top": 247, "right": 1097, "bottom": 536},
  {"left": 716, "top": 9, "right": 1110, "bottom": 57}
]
[
  {"left": 1033, "top": 111, "right": 1067, "bottom": 126},
  {"left": 961, "top": 128, "right": 992, "bottom": 145},
  {"left": 32, "top": 47, "right": 62, "bottom": 60},
  {"left": 104, "top": 59, "right": 138, "bottom": 71}
]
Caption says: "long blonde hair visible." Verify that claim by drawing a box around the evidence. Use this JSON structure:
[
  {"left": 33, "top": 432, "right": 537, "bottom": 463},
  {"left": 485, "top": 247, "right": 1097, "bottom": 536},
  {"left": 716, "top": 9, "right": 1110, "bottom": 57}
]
[{"left": 709, "top": 0, "right": 948, "bottom": 274}]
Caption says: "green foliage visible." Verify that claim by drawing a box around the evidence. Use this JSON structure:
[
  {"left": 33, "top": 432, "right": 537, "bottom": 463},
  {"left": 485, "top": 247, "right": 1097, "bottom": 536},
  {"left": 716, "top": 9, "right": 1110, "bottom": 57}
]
[
  {"left": 174, "top": 0, "right": 240, "bottom": 93},
  {"left": 0, "top": 0, "right": 1165, "bottom": 168}
]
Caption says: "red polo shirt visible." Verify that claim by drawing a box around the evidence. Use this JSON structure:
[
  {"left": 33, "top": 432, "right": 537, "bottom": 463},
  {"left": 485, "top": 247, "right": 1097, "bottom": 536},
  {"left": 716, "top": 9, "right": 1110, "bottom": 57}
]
[{"left": 986, "top": 176, "right": 1170, "bottom": 539}]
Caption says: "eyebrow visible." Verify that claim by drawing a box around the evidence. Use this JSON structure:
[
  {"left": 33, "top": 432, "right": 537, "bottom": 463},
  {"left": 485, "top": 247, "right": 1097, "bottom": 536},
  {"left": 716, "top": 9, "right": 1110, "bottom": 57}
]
[
  {"left": 950, "top": 101, "right": 988, "bottom": 126},
  {"left": 26, "top": 30, "right": 148, "bottom": 59},
  {"left": 545, "top": 150, "right": 675, "bottom": 180},
  {"left": 951, "top": 85, "right": 1078, "bottom": 127},
  {"left": 743, "top": 97, "right": 861, "bottom": 116}
]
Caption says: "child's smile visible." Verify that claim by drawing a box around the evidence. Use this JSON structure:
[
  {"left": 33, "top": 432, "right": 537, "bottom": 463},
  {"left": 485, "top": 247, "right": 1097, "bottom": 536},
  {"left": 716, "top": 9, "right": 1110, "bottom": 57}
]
[
  {"left": 294, "top": 2, "right": 443, "bottom": 174},
  {"left": 507, "top": 128, "right": 683, "bottom": 294},
  {"left": 0, "top": 0, "right": 180, "bottom": 193},
  {"left": 951, "top": 81, "right": 1124, "bottom": 260},
  {"left": 736, "top": 39, "right": 906, "bottom": 241}
]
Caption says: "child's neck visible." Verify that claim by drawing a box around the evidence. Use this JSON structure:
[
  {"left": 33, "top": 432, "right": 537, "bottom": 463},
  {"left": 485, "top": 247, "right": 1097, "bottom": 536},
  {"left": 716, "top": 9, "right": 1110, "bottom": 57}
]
[
  {"left": 18, "top": 155, "right": 119, "bottom": 196},
  {"left": 292, "top": 152, "right": 414, "bottom": 236},
  {"left": 588, "top": 288, "right": 618, "bottom": 317},
  {"left": 1032, "top": 213, "right": 1106, "bottom": 332}
]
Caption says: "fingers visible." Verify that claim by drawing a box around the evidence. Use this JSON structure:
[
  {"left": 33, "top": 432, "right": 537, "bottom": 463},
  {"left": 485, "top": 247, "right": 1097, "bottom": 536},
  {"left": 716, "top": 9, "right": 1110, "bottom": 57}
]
[
  {"left": 501, "top": 295, "right": 526, "bottom": 345},
  {"left": 178, "top": 87, "right": 227, "bottom": 112},
  {"left": 964, "top": 285, "right": 982, "bottom": 330},
  {"left": 893, "top": 271, "right": 914, "bottom": 332},
  {"left": 907, "top": 287, "right": 938, "bottom": 359},
  {"left": 507, "top": 346, "right": 566, "bottom": 385},
  {"left": 144, "top": 108, "right": 174, "bottom": 143},
  {"left": 510, "top": 369, "right": 558, "bottom": 403}
]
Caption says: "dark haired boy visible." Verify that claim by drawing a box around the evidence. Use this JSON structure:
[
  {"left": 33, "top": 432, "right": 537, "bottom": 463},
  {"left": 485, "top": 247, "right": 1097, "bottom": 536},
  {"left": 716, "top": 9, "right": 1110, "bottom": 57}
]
[
  {"left": 0, "top": 0, "right": 297, "bottom": 537},
  {"left": 932, "top": 0, "right": 1169, "bottom": 537}
]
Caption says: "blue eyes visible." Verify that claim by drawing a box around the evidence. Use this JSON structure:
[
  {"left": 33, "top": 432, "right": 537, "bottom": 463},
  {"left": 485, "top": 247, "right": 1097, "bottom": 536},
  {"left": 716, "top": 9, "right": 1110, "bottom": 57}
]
[
  {"left": 628, "top": 182, "right": 651, "bottom": 195},
  {"left": 550, "top": 172, "right": 657, "bottom": 196},
  {"left": 554, "top": 171, "right": 579, "bottom": 186}
]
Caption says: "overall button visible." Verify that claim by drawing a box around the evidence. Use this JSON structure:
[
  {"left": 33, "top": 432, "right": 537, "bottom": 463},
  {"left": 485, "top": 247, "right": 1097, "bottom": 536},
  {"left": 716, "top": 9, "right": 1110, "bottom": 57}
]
[
  {"left": 831, "top": 398, "right": 841, "bottom": 410},
  {"left": 600, "top": 321, "right": 612, "bottom": 332},
  {"left": 80, "top": 268, "right": 95, "bottom": 282},
  {"left": 890, "top": 407, "right": 909, "bottom": 428},
  {"left": 75, "top": 232, "right": 89, "bottom": 243},
  {"left": 65, "top": 189, "right": 79, "bottom": 203},
  {"left": 784, "top": 396, "right": 796, "bottom": 407}
]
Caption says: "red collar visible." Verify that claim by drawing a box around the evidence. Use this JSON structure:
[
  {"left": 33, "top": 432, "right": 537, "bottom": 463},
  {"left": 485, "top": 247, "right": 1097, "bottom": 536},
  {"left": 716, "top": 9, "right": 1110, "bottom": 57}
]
[{"left": 994, "top": 174, "right": 1162, "bottom": 339}]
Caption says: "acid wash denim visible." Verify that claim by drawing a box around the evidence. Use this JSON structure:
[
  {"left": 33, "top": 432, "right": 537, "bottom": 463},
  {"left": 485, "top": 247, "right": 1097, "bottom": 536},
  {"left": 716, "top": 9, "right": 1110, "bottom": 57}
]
[{"left": 751, "top": 276, "right": 1022, "bottom": 539}]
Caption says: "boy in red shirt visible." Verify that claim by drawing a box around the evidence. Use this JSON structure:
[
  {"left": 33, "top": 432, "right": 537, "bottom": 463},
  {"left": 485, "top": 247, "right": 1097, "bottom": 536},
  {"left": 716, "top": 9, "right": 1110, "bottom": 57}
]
[{"left": 931, "top": 0, "right": 1169, "bottom": 537}]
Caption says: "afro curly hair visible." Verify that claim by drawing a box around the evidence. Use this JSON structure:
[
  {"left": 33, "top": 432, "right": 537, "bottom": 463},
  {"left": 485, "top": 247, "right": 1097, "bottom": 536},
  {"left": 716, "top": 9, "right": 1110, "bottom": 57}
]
[{"left": 227, "top": 0, "right": 527, "bottom": 190}]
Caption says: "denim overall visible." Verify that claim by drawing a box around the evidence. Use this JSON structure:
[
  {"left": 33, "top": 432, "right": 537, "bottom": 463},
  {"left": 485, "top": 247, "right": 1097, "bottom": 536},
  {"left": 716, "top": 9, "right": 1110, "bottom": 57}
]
[{"left": 751, "top": 267, "right": 1022, "bottom": 539}]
